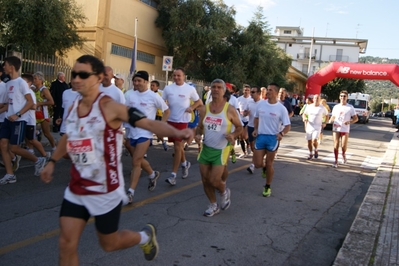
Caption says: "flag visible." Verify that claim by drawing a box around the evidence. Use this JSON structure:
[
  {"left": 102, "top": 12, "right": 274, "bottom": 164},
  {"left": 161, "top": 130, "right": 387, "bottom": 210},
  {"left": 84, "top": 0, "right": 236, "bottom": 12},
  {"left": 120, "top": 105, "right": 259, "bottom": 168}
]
[
  {"left": 130, "top": 18, "right": 138, "bottom": 76},
  {"left": 130, "top": 37, "right": 137, "bottom": 75}
]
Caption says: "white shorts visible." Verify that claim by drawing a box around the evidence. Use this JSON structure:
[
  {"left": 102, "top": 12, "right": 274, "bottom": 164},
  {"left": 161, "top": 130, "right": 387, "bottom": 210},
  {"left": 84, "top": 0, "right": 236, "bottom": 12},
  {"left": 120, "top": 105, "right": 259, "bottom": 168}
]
[{"left": 306, "top": 130, "right": 320, "bottom": 141}]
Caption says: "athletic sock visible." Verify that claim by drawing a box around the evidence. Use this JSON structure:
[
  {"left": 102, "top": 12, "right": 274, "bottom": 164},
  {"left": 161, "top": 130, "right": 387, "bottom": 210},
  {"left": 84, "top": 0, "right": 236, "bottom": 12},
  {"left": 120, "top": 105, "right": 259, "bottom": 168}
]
[
  {"left": 334, "top": 149, "right": 338, "bottom": 161},
  {"left": 139, "top": 231, "right": 149, "bottom": 244},
  {"left": 240, "top": 140, "right": 246, "bottom": 153},
  {"left": 181, "top": 161, "right": 187, "bottom": 167},
  {"left": 128, "top": 188, "right": 135, "bottom": 195},
  {"left": 148, "top": 171, "right": 155, "bottom": 179},
  {"left": 171, "top": 172, "right": 177, "bottom": 177}
]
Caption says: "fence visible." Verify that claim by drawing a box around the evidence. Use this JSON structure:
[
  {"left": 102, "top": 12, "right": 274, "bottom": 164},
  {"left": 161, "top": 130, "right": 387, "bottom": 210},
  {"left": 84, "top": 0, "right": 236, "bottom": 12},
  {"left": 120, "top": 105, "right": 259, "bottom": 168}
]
[
  {"left": 1, "top": 51, "right": 210, "bottom": 95},
  {"left": 1, "top": 52, "right": 73, "bottom": 83}
]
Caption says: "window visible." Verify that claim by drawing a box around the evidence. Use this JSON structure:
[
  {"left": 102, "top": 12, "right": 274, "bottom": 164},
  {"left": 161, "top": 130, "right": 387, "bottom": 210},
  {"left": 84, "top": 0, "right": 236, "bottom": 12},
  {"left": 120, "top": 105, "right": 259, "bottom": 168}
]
[
  {"left": 283, "top": 30, "right": 292, "bottom": 34},
  {"left": 111, "top": 44, "right": 155, "bottom": 64},
  {"left": 140, "top": 0, "right": 158, "bottom": 8},
  {"left": 137, "top": 51, "right": 155, "bottom": 64}
]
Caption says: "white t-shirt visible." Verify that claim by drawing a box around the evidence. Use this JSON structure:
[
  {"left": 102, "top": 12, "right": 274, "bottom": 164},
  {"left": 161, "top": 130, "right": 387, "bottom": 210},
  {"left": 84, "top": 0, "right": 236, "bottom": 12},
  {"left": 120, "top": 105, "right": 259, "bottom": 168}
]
[
  {"left": 100, "top": 84, "right": 125, "bottom": 104},
  {"left": 237, "top": 95, "right": 252, "bottom": 122},
  {"left": 229, "top": 96, "right": 239, "bottom": 109},
  {"left": 60, "top": 89, "right": 79, "bottom": 134},
  {"left": 0, "top": 82, "right": 8, "bottom": 122},
  {"left": 6, "top": 77, "right": 31, "bottom": 122},
  {"left": 304, "top": 104, "right": 328, "bottom": 133},
  {"left": 247, "top": 99, "right": 261, "bottom": 127},
  {"left": 255, "top": 100, "right": 291, "bottom": 135},
  {"left": 125, "top": 89, "right": 169, "bottom": 139},
  {"left": 27, "top": 90, "right": 37, "bottom": 126},
  {"left": 332, "top": 103, "right": 356, "bottom": 133},
  {"left": 162, "top": 82, "right": 200, "bottom": 123}
]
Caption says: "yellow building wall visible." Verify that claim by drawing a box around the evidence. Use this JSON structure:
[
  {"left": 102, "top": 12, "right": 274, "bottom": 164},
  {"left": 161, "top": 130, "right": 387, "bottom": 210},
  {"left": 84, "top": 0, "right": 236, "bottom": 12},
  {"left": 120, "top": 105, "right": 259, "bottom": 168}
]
[{"left": 66, "top": 0, "right": 167, "bottom": 77}]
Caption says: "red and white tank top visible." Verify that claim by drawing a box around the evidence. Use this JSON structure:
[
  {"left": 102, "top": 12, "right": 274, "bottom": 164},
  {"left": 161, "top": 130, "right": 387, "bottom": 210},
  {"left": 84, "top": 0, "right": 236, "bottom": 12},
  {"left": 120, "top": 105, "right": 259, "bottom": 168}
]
[{"left": 65, "top": 93, "right": 124, "bottom": 195}]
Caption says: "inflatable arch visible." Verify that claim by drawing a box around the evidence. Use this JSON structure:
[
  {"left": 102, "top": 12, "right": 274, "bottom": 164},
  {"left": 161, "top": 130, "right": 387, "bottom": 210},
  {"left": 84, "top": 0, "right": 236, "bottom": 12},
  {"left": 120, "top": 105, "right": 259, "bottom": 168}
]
[{"left": 306, "top": 62, "right": 399, "bottom": 97}]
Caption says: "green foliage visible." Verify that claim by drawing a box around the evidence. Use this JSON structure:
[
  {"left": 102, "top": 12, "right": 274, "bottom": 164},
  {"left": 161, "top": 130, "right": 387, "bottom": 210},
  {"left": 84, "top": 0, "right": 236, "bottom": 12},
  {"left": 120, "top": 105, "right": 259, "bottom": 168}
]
[
  {"left": 321, "top": 78, "right": 365, "bottom": 101},
  {"left": 155, "top": 1, "right": 291, "bottom": 88},
  {"left": 0, "top": 0, "right": 86, "bottom": 56}
]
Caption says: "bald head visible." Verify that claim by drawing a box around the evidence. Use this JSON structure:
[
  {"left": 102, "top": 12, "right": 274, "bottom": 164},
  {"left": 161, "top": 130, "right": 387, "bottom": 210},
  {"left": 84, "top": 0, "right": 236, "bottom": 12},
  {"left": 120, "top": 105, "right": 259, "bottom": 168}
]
[{"left": 102, "top": 66, "right": 114, "bottom": 87}]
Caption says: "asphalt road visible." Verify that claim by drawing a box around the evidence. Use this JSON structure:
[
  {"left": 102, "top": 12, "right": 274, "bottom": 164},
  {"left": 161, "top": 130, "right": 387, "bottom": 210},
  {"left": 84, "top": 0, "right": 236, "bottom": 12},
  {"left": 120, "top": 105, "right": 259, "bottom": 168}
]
[{"left": 0, "top": 117, "right": 394, "bottom": 266}]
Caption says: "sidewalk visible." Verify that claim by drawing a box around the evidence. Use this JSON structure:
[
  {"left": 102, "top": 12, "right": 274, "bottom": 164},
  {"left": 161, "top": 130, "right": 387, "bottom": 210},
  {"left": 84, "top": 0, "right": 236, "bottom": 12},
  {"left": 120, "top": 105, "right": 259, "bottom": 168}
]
[{"left": 334, "top": 132, "right": 399, "bottom": 265}]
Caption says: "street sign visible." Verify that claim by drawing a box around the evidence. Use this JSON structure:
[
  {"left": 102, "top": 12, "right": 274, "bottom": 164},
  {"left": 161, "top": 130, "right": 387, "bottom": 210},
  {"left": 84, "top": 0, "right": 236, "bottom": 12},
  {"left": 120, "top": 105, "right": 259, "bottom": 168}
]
[{"left": 162, "top": 56, "right": 173, "bottom": 71}]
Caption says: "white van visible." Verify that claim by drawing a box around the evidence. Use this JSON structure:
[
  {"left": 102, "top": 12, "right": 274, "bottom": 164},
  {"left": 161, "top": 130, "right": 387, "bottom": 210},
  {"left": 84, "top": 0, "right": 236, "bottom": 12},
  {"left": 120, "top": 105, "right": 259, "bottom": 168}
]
[{"left": 347, "top": 93, "right": 371, "bottom": 124}]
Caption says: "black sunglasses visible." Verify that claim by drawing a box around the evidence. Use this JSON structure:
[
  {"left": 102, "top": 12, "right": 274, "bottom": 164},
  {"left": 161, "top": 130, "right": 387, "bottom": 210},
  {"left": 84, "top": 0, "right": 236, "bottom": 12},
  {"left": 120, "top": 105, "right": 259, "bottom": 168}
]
[
  {"left": 71, "top": 71, "right": 96, "bottom": 79},
  {"left": 250, "top": 91, "right": 257, "bottom": 93}
]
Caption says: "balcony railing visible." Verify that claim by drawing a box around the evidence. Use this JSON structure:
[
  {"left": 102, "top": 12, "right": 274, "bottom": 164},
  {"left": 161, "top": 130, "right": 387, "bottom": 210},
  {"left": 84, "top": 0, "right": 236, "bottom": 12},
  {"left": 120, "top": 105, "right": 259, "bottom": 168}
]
[
  {"left": 329, "top": 55, "right": 349, "bottom": 62},
  {"left": 297, "top": 53, "right": 316, "bottom": 60}
]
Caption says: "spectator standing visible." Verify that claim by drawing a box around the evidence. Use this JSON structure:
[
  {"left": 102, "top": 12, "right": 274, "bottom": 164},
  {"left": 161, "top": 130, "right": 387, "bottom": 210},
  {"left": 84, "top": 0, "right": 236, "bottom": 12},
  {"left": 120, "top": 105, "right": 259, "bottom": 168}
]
[{"left": 50, "top": 72, "right": 69, "bottom": 132}]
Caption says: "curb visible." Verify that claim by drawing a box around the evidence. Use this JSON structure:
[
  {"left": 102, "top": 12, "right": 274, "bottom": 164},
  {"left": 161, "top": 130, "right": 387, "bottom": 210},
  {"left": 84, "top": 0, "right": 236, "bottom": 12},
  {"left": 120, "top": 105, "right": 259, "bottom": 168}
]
[{"left": 333, "top": 134, "right": 398, "bottom": 265}]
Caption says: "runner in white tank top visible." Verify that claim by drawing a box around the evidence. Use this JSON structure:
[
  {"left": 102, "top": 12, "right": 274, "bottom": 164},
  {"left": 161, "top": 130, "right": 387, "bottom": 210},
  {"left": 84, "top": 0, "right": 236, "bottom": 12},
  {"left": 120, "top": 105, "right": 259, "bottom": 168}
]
[
  {"left": 195, "top": 79, "right": 243, "bottom": 217},
  {"left": 40, "top": 55, "right": 194, "bottom": 264}
]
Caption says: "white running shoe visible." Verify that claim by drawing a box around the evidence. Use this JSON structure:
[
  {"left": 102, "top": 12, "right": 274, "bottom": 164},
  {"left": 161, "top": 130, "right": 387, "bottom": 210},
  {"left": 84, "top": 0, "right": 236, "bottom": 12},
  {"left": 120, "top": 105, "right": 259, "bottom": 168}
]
[
  {"left": 165, "top": 175, "right": 176, "bottom": 186},
  {"left": 220, "top": 188, "right": 231, "bottom": 210},
  {"left": 204, "top": 204, "right": 220, "bottom": 217},
  {"left": 0, "top": 174, "right": 16, "bottom": 185},
  {"left": 182, "top": 161, "right": 191, "bottom": 179}
]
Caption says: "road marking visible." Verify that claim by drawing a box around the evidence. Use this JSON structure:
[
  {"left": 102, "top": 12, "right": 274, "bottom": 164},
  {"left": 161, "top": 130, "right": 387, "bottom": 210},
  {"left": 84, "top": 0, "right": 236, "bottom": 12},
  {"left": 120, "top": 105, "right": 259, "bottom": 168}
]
[
  {"left": 0, "top": 164, "right": 248, "bottom": 255},
  {"left": 361, "top": 156, "right": 383, "bottom": 170}
]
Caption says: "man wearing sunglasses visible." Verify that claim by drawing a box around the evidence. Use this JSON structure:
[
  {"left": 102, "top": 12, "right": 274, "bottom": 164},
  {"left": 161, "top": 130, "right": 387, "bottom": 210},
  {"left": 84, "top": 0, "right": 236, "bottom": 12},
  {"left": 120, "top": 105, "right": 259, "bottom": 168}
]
[
  {"left": 329, "top": 90, "right": 358, "bottom": 168},
  {"left": 40, "top": 55, "right": 194, "bottom": 264}
]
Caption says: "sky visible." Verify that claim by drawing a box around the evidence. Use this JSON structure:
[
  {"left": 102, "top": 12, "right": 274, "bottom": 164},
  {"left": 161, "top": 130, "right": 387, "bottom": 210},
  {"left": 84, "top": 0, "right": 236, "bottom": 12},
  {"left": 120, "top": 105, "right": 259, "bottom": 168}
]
[{"left": 223, "top": 0, "right": 399, "bottom": 59}]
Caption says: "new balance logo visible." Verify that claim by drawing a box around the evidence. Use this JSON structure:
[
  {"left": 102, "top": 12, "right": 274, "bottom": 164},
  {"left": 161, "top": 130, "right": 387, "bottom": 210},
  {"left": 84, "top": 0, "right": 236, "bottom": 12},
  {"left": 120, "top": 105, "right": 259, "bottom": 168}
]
[{"left": 336, "top": 66, "right": 350, "bottom": 74}]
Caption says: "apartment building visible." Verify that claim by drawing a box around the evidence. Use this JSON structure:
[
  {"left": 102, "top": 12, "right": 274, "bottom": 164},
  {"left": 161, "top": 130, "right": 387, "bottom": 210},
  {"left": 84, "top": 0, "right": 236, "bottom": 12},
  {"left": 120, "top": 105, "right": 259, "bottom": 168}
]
[{"left": 272, "top": 26, "right": 368, "bottom": 76}]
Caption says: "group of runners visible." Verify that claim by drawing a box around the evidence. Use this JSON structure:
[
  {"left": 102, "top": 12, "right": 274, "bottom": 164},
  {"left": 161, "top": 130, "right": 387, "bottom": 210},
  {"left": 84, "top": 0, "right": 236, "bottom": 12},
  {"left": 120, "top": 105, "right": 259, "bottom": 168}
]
[{"left": 0, "top": 54, "right": 359, "bottom": 264}]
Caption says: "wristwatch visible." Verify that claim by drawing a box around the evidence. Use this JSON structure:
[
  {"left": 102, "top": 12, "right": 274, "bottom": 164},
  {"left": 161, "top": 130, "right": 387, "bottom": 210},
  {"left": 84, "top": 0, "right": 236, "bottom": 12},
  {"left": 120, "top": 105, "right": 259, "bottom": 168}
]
[{"left": 16, "top": 112, "right": 21, "bottom": 118}]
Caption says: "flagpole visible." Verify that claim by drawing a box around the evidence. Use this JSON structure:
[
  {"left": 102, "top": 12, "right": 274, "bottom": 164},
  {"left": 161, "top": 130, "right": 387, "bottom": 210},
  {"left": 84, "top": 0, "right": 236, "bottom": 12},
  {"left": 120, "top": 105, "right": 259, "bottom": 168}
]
[{"left": 129, "top": 18, "right": 138, "bottom": 89}]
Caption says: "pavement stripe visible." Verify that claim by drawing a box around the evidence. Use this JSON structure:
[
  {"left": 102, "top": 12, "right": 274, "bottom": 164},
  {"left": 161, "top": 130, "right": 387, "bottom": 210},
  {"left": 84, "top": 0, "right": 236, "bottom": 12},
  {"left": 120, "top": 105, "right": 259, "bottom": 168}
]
[
  {"left": 0, "top": 164, "right": 248, "bottom": 255},
  {"left": 361, "top": 156, "right": 383, "bottom": 170}
]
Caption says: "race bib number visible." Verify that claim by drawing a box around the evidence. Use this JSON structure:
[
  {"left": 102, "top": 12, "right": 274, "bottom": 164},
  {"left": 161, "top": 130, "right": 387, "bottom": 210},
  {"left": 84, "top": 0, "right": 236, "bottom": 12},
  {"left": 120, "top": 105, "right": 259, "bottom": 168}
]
[
  {"left": 67, "top": 138, "right": 96, "bottom": 165},
  {"left": 204, "top": 116, "right": 222, "bottom": 132}
]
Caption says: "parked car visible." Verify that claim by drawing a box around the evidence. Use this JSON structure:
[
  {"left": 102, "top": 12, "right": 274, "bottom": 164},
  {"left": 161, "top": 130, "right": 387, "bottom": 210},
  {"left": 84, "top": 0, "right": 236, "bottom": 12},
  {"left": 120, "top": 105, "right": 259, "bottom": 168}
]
[
  {"left": 325, "top": 102, "right": 337, "bottom": 130},
  {"left": 385, "top": 111, "right": 392, "bottom": 118}
]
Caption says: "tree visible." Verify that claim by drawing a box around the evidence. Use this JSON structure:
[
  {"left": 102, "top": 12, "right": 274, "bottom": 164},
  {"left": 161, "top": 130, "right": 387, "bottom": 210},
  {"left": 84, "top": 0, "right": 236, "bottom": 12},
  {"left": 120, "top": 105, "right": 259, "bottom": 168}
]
[
  {"left": 0, "top": 0, "right": 86, "bottom": 56},
  {"left": 155, "top": 1, "right": 292, "bottom": 87},
  {"left": 321, "top": 78, "right": 365, "bottom": 101}
]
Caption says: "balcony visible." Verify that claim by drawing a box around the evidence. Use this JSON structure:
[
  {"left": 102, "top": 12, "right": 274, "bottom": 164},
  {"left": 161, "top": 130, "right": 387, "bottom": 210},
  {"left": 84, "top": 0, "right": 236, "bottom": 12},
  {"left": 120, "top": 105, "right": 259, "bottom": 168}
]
[
  {"left": 329, "top": 55, "right": 349, "bottom": 62},
  {"left": 296, "top": 53, "right": 316, "bottom": 61}
]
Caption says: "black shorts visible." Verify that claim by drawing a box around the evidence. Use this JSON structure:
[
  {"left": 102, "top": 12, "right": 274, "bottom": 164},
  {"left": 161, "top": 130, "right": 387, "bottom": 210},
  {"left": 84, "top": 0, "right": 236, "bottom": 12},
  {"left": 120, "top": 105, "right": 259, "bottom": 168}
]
[
  {"left": 25, "top": 125, "right": 35, "bottom": 141},
  {"left": 247, "top": 126, "right": 255, "bottom": 142},
  {"left": 59, "top": 199, "right": 122, "bottom": 234},
  {"left": 242, "top": 121, "right": 248, "bottom": 127}
]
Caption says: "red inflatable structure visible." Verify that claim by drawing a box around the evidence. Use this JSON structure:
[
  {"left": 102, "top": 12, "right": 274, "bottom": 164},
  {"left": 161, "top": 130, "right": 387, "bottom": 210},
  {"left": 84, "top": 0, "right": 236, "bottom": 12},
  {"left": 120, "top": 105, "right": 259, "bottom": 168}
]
[{"left": 306, "top": 62, "right": 399, "bottom": 97}]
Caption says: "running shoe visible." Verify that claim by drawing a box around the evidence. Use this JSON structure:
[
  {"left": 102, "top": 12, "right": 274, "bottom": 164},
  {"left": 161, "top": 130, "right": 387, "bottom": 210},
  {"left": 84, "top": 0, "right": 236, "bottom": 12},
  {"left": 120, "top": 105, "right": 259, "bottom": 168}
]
[
  {"left": 182, "top": 161, "right": 191, "bottom": 179},
  {"left": 239, "top": 153, "right": 248, "bottom": 158},
  {"left": 314, "top": 151, "right": 318, "bottom": 159},
  {"left": 46, "top": 152, "right": 52, "bottom": 160},
  {"left": 203, "top": 204, "right": 220, "bottom": 217},
  {"left": 307, "top": 154, "right": 313, "bottom": 160},
  {"left": 127, "top": 191, "right": 134, "bottom": 204},
  {"left": 165, "top": 175, "right": 176, "bottom": 186},
  {"left": 184, "top": 143, "right": 189, "bottom": 151},
  {"left": 12, "top": 155, "right": 21, "bottom": 172},
  {"left": 231, "top": 152, "right": 236, "bottom": 163},
  {"left": 262, "top": 186, "right": 271, "bottom": 197},
  {"left": 220, "top": 188, "right": 231, "bottom": 210},
  {"left": 162, "top": 141, "right": 168, "bottom": 151},
  {"left": 341, "top": 156, "right": 347, "bottom": 164},
  {"left": 332, "top": 162, "right": 338, "bottom": 168},
  {"left": 0, "top": 174, "right": 16, "bottom": 185},
  {"left": 148, "top": 171, "right": 160, "bottom": 191},
  {"left": 34, "top": 157, "right": 47, "bottom": 176},
  {"left": 247, "top": 146, "right": 252, "bottom": 155},
  {"left": 247, "top": 165, "right": 255, "bottom": 174},
  {"left": 262, "top": 167, "right": 267, "bottom": 178},
  {"left": 140, "top": 224, "right": 159, "bottom": 261}
]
